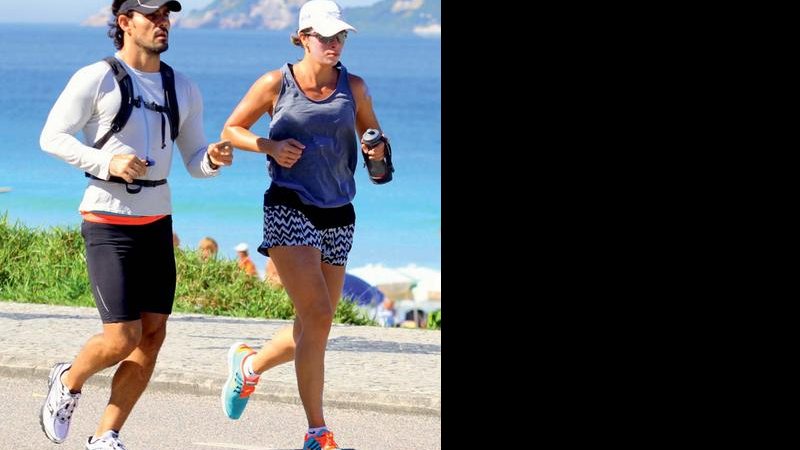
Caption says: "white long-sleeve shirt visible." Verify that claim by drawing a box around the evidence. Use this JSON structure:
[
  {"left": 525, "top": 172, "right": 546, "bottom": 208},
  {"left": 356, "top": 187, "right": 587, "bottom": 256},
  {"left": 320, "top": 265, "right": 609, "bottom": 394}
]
[{"left": 40, "top": 54, "right": 219, "bottom": 216}]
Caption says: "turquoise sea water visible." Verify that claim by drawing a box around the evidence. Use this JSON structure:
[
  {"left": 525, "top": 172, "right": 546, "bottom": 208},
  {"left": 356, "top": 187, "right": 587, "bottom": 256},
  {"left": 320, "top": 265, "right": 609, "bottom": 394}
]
[{"left": 0, "top": 24, "right": 440, "bottom": 272}]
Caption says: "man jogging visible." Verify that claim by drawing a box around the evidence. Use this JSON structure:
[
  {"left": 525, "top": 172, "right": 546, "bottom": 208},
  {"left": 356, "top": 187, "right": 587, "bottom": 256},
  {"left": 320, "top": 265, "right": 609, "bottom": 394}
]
[{"left": 38, "top": 1, "right": 232, "bottom": 448}]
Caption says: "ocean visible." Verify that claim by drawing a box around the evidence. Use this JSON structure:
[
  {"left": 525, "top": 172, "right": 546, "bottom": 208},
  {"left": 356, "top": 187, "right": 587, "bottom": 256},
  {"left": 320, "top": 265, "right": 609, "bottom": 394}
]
[{"left": 0, "top": 24, "right": 441, "bottom": 275}]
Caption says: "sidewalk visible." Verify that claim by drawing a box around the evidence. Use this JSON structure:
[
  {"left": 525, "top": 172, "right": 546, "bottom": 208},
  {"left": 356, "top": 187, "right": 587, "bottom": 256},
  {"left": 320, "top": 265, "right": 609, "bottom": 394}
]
[{"left": 0, "top": 301, "right": 440, "bottom": 416}]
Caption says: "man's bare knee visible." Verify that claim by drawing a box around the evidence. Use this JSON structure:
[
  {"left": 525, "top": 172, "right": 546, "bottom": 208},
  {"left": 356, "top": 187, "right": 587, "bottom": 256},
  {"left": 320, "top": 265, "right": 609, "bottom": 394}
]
[
  {"left": 139, "top": 327, "right": 166, "bottom": 356},
  {"left": 105, "top": 330, "right": 140, "bottom": 359}
]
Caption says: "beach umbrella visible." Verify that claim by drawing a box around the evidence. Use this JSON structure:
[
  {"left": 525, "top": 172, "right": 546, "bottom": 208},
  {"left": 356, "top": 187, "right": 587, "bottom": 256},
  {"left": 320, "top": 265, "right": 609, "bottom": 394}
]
[{"left": 341, "top": 273, "right": 384, "bottom": 307}]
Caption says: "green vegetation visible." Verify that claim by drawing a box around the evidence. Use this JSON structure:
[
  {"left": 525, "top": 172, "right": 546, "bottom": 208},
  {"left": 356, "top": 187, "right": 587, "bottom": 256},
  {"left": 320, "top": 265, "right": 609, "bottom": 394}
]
[
  {"left": 0, "top": 214, "right": 374, "bottom": 325},
  {"left": 427, "top": 309, "right": 441, "bottom": 330}
]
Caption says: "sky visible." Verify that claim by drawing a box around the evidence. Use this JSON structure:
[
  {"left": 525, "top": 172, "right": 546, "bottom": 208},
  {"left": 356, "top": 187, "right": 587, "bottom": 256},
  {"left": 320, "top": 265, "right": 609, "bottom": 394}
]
[{"left": 0, "top": 0, "right": 380, "bottom": 24}]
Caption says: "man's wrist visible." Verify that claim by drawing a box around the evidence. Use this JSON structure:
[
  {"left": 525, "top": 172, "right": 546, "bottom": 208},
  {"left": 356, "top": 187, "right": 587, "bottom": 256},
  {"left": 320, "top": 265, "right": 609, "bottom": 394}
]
[{"left": 205, "top": 152, "right": 220, "bottom": 170}]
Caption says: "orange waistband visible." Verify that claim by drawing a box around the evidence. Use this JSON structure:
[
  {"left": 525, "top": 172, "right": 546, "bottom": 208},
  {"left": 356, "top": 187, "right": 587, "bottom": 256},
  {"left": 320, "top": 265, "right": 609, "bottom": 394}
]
[{"left": 81, "top": 212, "right": 166, "bottom": 226}]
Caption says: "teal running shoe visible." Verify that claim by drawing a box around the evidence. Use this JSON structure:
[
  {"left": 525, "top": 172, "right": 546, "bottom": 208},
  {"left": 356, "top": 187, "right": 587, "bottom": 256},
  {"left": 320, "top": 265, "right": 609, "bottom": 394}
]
[{"left": 221, "top": 342, "right": 260, "bottom": 419}]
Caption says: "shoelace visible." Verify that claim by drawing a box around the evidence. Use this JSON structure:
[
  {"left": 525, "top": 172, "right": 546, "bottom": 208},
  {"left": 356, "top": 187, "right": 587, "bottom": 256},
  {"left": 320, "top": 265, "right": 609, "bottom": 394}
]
[
  {"left": 307, "top": 432, "right": 339, "bottom": 450},
  {"left": 53, "top": 388, "right": 80, "bottom": 422},
  {"left": 322, "top": 433, "right": 340, "bottom": 450},
  {"left": 233, "top": 370, "right": 260, "bottom": 397},
  {"left": 95, "top": 435, "right": 127, "bottom": 450}
]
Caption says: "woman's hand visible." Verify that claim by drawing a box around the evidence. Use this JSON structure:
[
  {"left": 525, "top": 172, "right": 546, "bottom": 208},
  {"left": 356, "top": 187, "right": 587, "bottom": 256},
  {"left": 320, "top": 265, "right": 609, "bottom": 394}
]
[
  {"left": 361, "top": 136, "right": 386, "bottom": 160},
  {"left": 270, "top": 138, "right": 305, "bottom": 168}
]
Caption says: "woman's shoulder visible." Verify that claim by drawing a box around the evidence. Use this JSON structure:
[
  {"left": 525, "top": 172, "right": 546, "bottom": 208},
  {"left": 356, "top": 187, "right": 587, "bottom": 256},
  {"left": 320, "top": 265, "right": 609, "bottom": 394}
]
[
  {"left": 254, "top": 67, "right": 285, "bottom": 93},
  {"left": 347, "top": 72, "right": 368, "bottom": 97},
  {"left": 262, "top": 67, "right": 285, "bottom": 83},
  {"left": 346, "top": 70, "right": 364, "bottom": 84}
]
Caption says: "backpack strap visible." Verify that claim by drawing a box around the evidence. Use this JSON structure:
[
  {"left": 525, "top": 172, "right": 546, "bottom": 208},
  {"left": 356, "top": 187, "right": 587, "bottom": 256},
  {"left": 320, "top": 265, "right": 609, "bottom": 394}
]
[
  {"left": 85, "top": 173, "right": 167, "bottom": 194},
  {"left": 85, "top": 57, "right": 177, "bottom": 194},
  {"left": 160, "top": 61, "right": 180, "bottom": 142},
  {"left": 92, "top": 57, "right": 134, "bottom": 149},
  {"left": 92, "top": 58, "right": 180, "bottom": 149}
]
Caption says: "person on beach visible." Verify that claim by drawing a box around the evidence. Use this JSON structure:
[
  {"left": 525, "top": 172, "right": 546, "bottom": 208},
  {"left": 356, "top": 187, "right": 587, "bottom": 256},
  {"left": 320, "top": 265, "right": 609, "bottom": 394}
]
[
  {"left": 217, "top": 1, "right": 389, "bottom": 448},
  {"left": 38, "top": 1, "right": 233, "bottom": 448},
  {"left": 198, "top": 236, "right": 219, "bottom": 261},
  {"left": 234, "top": 242, "right": 258, "bottom": 276},
  {"left": 377, "top": 297, "right": 396, "bottom": 328}
]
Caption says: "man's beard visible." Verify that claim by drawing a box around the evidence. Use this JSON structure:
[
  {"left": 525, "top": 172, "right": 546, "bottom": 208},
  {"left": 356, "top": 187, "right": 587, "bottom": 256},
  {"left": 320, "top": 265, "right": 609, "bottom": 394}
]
[
  {"left": 151, "top": 43, "right": 169, "bottom": 54},
  {"left": 135, "top": 37, "right": 169, "bottom": 55}
]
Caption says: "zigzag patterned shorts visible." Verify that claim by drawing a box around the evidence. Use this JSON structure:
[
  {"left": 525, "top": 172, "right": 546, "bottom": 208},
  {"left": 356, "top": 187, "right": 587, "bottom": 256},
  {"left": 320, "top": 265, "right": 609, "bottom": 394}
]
[{"left": 258, "top": 204, "right": 355, "bottom": 266}]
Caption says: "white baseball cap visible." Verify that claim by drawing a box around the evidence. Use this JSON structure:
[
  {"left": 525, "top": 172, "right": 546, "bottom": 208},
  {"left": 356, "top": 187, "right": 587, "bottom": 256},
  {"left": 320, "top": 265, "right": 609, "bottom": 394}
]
[
  {"left": 297, "top": 0, "right": 356, "bottom": 37},
  {"left": 235, "top": 243, "right": 248, "bottom": 252}
]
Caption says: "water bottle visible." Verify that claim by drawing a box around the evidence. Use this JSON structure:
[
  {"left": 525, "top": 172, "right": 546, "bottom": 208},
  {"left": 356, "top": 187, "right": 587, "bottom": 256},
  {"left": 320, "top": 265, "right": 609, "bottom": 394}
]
[{"left": 361, "top": 128, "right": 394, "bottom": 184}]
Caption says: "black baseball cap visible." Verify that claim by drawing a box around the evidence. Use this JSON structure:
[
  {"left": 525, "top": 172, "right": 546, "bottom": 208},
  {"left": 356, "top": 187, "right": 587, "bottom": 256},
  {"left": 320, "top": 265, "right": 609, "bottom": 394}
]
[{"left": 118, "top": 0, "right": 182, "bottom": 14}]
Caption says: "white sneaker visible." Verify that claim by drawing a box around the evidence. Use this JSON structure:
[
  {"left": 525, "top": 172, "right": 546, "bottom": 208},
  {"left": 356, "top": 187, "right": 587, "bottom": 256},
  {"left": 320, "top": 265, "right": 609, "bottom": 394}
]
[
  {"left": 40, "top": 362, "right": 81, "bottom": 443},
  {"left": 86, "top": 430, "right": 128, "bottom": 450}
]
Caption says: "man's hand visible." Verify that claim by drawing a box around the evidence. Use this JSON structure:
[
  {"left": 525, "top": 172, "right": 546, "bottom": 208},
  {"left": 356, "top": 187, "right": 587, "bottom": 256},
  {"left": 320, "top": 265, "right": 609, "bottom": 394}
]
[
  {"left": 207, "top": 141, "right": 234, "bottom": 168},
  {"left": 109, "top": 154, "right": 147, "bottom": 183}
]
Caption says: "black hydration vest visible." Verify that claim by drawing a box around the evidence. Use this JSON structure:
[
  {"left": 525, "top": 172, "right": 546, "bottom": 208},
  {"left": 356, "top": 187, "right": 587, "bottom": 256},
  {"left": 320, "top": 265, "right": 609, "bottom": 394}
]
[{"left": 85, "top": 56, "right": 180, "bottom": 193}]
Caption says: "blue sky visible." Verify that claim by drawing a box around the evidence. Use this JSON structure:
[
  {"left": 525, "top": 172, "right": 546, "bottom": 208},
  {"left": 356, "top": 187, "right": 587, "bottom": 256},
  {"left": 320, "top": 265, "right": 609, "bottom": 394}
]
[{"left": 1, "top": 0, "right": 379, "bottom": 24}]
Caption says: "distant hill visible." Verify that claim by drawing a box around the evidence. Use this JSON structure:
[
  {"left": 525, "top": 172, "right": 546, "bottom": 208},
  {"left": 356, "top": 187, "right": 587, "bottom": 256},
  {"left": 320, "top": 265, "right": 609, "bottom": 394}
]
[
  {"left": 341, "top": 0, "right": 440, "bottom": 37},
  {"left": 175, "top": 0, "right": 306, "bottom": 30},
  {"left": 81, "top": 6, "right": 112, "bottom": 27},
  {"left": 83, "top": 0, "right": 440, "bottom": 37}
]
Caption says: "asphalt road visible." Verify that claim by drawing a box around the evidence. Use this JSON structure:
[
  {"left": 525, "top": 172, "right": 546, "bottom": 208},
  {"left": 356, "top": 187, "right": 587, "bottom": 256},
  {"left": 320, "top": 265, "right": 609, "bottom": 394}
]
[{"left": 0, "top": 375, "right": 441, "bottom": 450}]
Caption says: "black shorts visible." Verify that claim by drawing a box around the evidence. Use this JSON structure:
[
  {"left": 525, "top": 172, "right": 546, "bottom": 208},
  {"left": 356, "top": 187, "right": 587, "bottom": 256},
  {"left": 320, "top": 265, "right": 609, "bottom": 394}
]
[{"left": 81, "top": 215, "right": 176, "bottom": 323}]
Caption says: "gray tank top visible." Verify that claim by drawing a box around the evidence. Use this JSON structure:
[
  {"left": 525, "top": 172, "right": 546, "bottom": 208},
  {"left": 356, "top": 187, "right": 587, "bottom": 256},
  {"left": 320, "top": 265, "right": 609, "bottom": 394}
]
[{"left": 267, "top": 62, "right": 357, "bottom": 208}]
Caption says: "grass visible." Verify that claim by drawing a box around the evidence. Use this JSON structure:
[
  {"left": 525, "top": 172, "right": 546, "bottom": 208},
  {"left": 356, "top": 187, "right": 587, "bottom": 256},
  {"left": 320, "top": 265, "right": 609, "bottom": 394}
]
[{"left": 0, "top": 213, "right": 374, "bottom": 325}]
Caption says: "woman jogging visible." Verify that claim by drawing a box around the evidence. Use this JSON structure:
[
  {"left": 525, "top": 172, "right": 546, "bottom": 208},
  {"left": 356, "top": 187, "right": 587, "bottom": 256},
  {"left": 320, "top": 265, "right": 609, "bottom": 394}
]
[{"left": 218, "top": 1, "right": 389, "bottom": 449}]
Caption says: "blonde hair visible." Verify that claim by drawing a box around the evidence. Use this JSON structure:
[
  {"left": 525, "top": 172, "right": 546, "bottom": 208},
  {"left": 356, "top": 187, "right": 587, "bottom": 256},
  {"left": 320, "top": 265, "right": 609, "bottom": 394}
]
[{"left": 198, "top": 237, "right": 218, "bottom": 259}]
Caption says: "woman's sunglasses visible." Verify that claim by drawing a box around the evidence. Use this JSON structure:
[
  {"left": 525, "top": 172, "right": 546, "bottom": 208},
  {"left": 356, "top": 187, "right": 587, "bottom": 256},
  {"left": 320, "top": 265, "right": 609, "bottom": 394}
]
[{"left": 307, "top": 31, "right": 348, "bottom": 45}]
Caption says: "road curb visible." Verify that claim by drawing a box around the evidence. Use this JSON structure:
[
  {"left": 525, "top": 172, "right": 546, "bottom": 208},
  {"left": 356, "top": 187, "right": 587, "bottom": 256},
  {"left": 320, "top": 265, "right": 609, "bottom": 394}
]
[{"left": 0, "top": 362, "right": 440, "bottom": 417}]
